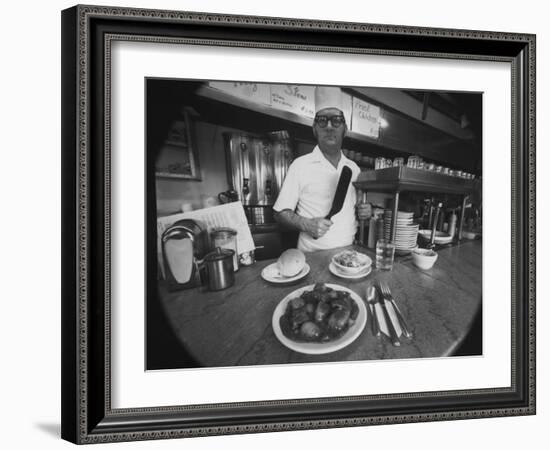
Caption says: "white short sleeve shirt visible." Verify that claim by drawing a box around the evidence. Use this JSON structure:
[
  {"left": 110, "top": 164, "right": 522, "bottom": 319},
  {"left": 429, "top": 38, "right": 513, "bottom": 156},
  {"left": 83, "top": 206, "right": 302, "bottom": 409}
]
[{"left": 273, "top": 146, "right": 361, "bottom": 252}]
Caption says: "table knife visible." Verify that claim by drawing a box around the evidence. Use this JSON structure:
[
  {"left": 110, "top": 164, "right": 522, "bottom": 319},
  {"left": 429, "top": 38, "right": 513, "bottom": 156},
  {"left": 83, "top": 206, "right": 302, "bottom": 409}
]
[
  {"left": 376, "top": 285, "right": 401, "bottom": 346},
  {"left": 386, "top": 293, "right": 413, "bottom": 340}
]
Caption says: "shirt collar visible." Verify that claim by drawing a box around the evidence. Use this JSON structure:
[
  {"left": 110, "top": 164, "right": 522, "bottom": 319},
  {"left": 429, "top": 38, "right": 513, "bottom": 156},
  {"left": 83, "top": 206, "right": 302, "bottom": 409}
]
[
  {"left": 310, "top": 146, "right": 326, "bottom": 162},
  {"left": 311, "top": 145, "right": 350, "bottom": 171}
]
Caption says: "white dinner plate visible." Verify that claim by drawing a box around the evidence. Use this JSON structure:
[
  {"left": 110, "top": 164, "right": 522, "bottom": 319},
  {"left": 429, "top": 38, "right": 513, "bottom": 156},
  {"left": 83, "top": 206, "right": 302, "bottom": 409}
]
[
  {"left": 329, "top": 261, "right": 372, "bottom": 279},
  {"left": 385, "top": 233, "right": 415, "bottom": 237},
  {"left": 395, "top": 246, "right": 418, "bottom": 255},
  {"left": 384, "top": 220, "right": 414, "bottom": 225},
  {"left": 418, "top": 230, "right": 453, "bottom": 245},
  {"left": 384, "top": 237, "right": 418, "bottom": 242},
  {"left": 272, "top": 283, "right": 368, "bottom": 355},
  {"left": 395, "top": 242, "right": 418, "bottom": 247},
  {"left": 261, "top": 262, "right": 310, "bottom": 284}
]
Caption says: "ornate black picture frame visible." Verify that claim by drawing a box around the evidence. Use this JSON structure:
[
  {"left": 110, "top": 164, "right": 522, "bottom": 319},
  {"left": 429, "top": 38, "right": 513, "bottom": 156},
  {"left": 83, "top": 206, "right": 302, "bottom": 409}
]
[{"left": 61, "top": 4, "right": 536, "bottom": 444}]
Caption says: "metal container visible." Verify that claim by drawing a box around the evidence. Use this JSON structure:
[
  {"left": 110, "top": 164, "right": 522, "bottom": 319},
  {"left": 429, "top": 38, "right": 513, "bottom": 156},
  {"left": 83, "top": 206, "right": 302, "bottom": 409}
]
[
  {"left": 224, "top": 131, "right": 294, "bottom": 211},
  {"left": 251, "top": 138, "right": 272, "bottom": 205},
  {"left": 210, "top": 227, "right": 239, "bottom": 271},
  {"left": 204, "top": 247, "right": 235, "bottom": 291},
  {"left": 375, "top": 157, "right": 386, "bottom": 170},
  {"left": 268, "top": 130, "right": 293, "bottom": 203},
  {"left": 224, "top": 133, "right": 252, "bottom": 204}
]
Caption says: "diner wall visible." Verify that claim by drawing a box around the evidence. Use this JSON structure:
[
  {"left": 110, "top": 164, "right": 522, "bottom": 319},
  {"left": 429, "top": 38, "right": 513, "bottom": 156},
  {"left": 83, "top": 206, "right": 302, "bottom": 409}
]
[{"left": 156, "top": 120, "right": 234, "bottom": 216}]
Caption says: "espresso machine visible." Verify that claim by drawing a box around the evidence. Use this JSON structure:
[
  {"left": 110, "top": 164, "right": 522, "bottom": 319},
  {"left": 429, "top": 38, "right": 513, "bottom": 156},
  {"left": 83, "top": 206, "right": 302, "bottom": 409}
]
[{"left": 223, "top": 131, "right": 294, "bottom": 225}]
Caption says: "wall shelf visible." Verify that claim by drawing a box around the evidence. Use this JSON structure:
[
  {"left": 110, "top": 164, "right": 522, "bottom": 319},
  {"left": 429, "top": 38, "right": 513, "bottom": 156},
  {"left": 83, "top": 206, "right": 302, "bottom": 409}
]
[
  {"left": 354, "top": 166, "right": 478, "bottom": 245},
  {"left": 354, "top": 166, "right": 479, "bottom": 195}
]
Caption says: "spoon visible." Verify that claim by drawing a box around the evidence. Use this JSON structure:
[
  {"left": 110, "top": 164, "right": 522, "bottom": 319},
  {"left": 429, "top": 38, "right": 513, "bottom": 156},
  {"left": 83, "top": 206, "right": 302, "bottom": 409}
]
[{"left": 366, "top": 286, "right": 381, "bottom": 338}]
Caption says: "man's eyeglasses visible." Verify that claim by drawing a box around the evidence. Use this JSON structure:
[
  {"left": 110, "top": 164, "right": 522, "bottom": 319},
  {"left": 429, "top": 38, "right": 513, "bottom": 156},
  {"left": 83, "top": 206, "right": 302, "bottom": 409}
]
[{"left": 314, "top": 115, "right": 346, "bottom": 128}]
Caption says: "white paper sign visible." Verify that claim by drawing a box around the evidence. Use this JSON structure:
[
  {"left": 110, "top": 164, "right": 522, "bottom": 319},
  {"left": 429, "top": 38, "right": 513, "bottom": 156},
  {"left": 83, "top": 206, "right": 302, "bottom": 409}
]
[
  {"left": 270, "top": 84, "right": 316, "bottom": 118},
  {"left": 342, "top": 92, "right": 353, "bottom": 128},
  {"left": 208, "top": 81, "right": 271, "bottom": 105},
  {"left": 351, "top": 97, "right": 381, "bottom": 138}
]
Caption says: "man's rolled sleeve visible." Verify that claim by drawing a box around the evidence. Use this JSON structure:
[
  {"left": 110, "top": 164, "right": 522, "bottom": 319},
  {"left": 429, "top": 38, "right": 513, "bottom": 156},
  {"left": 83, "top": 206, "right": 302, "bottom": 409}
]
[{"left": 273, "top": 162, "right": 300, "bottom": 213}]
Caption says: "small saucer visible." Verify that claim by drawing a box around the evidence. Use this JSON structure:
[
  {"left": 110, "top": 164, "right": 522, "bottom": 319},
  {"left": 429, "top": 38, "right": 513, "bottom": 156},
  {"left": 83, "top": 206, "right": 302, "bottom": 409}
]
[
  {"left": 329, "top": 261, "right": 372, "bottom": 279},
  {"left": 261, "top": 262, "right": 310, "bottom": 284}
]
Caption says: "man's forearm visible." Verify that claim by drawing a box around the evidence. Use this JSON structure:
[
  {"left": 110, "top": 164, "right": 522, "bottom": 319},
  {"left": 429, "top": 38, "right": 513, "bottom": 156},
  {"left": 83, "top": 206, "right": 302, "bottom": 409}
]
[{"left": 274, "top": 209, "right": 308, "bottom": 232}]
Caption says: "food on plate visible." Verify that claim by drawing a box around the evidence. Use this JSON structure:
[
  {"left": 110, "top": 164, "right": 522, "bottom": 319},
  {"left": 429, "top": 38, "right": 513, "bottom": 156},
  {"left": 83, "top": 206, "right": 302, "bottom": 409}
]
[
  {"left": 276, "top": 248, "right": 306, "bottom": 277},
  {"left": 300, "top": 321, "right": 321, "bottom": 339},
  {"left": 279, "top": 283, "right": 359, "bottom": 343},
  {"left": 327, "top": 309, "right": 351, "bottom": 331},
  {"left": 333, "top": 250, "right": 369, "bottom": 268}
]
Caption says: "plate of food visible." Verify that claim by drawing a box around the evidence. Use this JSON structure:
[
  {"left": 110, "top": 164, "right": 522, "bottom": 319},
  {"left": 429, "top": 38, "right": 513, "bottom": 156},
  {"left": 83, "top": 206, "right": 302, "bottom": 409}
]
[
  {"left": 272, "top": 282, "right": 367, "bottom": 354},
  {"left": 328, "top": 261, "right": 372, "bottom": 279},
  {"left": 331, "top": 250, "right": 372, "bottom": 275}
]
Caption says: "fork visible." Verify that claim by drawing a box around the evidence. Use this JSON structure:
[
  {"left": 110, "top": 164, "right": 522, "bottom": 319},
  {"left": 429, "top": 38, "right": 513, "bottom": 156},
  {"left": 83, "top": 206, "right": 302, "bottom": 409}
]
[{"left": 379, "top": 281, "right": 413, "bottom": 340}]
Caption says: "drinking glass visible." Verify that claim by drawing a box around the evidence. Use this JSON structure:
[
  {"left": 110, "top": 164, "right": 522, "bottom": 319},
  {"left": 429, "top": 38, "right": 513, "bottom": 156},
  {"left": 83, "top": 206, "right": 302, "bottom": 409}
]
[
  {"left": 376, "top": 239, "right": 395, "bottom": 270},
  {"left": 393, "top": 157, "right": 404, "bottom": 167}
]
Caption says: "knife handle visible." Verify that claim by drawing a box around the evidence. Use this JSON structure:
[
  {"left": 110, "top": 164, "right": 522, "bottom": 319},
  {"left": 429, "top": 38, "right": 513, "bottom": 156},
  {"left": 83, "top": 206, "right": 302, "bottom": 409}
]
[{"left": 312, "top": 216, "right": 334, "bottom": 239}]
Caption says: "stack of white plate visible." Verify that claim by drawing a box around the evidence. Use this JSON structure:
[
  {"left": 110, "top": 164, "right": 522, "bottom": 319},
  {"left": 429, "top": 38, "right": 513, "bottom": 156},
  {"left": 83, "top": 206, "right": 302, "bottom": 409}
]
[{"left": 383, "top": 210, "right": 419, "bottom": 255}]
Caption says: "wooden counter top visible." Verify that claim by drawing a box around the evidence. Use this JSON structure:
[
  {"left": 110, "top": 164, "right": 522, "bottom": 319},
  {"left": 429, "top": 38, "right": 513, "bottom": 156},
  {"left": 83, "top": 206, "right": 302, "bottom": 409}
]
[{"left": 157, "top": 241, "right": 482, "bottom": 368}]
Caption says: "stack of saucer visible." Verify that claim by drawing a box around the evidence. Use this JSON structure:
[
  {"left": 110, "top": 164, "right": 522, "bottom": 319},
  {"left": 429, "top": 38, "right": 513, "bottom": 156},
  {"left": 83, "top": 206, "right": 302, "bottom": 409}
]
[{"left": 383, "top": 210, "right": 419, "bottom": 255}]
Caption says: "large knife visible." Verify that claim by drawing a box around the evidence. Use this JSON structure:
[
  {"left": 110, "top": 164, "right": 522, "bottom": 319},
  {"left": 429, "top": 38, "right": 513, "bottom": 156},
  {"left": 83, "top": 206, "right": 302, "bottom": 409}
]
[
  {"left": 313, "top": 165, "right": 352, "bottom": 239},
  {"left": 326, "top": 165, "right": 352, "bottom": 219}
]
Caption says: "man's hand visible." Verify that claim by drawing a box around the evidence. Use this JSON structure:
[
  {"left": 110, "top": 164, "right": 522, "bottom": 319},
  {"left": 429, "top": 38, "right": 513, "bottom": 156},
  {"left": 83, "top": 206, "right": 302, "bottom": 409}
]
[
  {"left": 303, "top": 217, "right": 333, "bottom": 239},
  {"left": 356, "top": 202, "right": 372, "bottom": 221}
]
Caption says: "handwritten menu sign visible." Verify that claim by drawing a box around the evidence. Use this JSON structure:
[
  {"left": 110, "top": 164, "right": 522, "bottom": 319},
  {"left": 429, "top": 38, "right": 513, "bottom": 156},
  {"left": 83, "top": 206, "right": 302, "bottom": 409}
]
[
  {"left": 342, "top": 92, "right": 353, "bottom": 128},
  {"left": 270, "top": 85, "right": 316, "bottom": 118},
  {"left": 351, "top": 97, "right": 381, "bottom": 138},
  {"left": 209, "top": 81, "right": 271, "bottom": 106}
]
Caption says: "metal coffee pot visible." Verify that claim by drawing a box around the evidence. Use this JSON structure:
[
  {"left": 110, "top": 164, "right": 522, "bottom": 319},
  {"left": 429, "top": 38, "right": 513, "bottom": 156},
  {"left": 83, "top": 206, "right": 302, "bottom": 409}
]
[{"left": 203, "top": 247, "right": 235, "bottom": 291}]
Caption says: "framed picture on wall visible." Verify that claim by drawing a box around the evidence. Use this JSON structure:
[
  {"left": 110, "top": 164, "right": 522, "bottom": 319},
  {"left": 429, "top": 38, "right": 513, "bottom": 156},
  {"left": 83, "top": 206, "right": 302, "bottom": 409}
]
[
  {"left": 61, "top": 4, "right": 536, "bottom": 445},
  {"left": 154, "top": 109, "right": 201, "bottom": 180}
]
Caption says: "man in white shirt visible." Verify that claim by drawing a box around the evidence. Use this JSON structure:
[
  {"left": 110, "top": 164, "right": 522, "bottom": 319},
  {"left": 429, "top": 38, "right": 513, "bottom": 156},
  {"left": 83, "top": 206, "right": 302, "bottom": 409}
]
[{"left": 273, "top": 86, "right": 371, "bottom": 252}]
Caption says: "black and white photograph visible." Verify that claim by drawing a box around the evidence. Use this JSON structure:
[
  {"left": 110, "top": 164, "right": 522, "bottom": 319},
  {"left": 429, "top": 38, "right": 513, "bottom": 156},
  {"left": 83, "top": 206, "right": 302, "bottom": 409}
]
[
  {"left": 54, "top": 1, "right": 538, "bottom": 446},
  {"left": 147, "top": 79, "right": 483, "bottom": 370}
]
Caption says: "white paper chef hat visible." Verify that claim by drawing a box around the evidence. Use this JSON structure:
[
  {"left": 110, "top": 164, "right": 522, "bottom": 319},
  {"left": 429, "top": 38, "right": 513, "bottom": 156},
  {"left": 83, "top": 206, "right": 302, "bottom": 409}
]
[{"left": 314, "top": 86, "right": 343, "bottom": 114}]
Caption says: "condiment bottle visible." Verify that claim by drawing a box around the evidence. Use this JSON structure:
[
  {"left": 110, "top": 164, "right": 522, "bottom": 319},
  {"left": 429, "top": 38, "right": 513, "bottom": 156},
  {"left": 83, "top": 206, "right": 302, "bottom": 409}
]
[
  {"left": 367, "top": 215, "right": 377, "bottom": 248},
  {"left": 448, "top": 209, "right": 457, "bottom": 239},
  {"left": 376, "top": 217, "right": 385, "bottom": 242},
  {"left": 437, "top": 208, "right": 445, "bottom": 231}
]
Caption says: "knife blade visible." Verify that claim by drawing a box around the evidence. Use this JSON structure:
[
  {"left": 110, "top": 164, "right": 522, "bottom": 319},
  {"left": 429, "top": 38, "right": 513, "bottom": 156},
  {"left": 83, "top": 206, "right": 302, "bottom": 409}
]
[
  {"left": 313, "top": 165, "right": 353, "bottom": 240},
  {"left": 326, "top": 166, "right": 352, "bottom": 220}
]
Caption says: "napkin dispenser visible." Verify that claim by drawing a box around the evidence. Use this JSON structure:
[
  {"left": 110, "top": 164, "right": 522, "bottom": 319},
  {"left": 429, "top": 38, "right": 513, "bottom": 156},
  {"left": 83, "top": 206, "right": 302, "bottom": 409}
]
[{"left": 161, "top": 219, "right": 207, "bottom": 290}]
